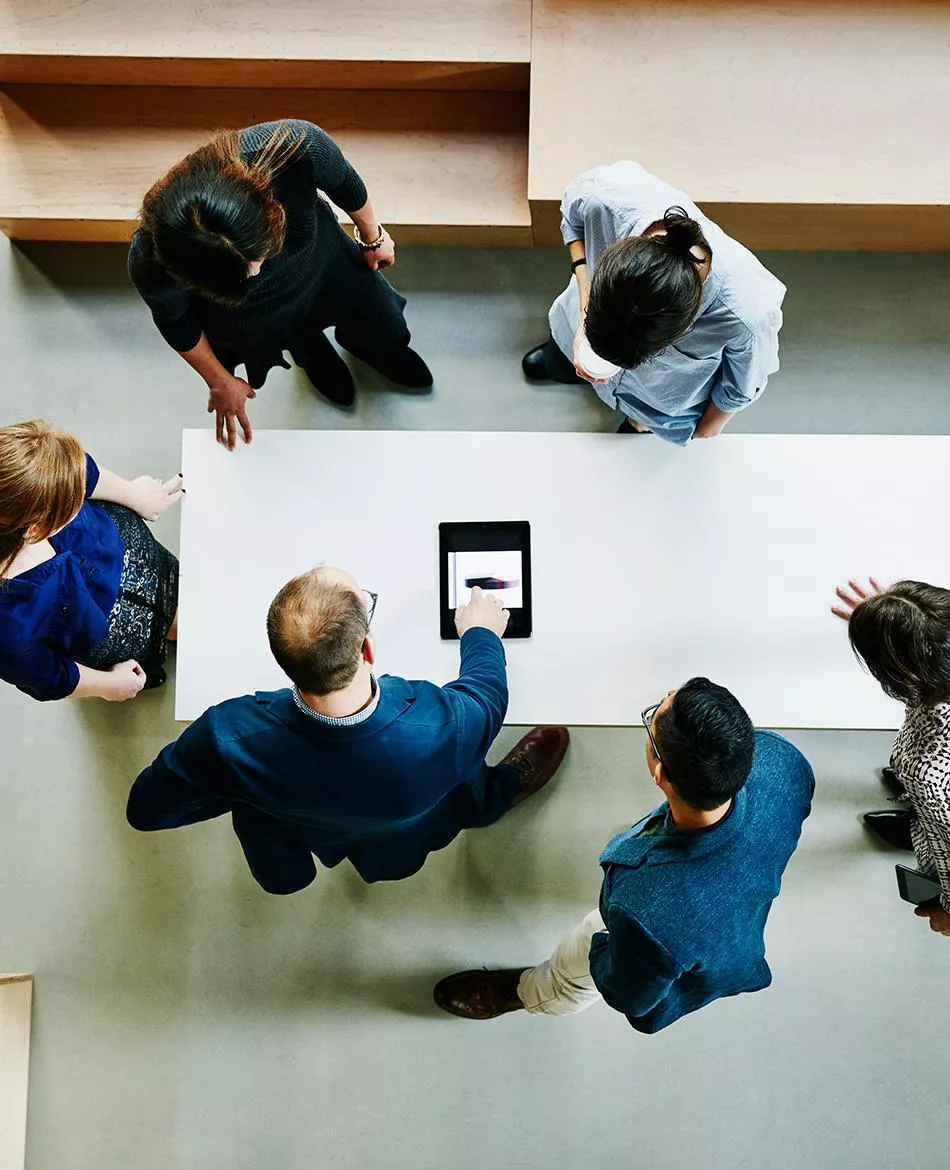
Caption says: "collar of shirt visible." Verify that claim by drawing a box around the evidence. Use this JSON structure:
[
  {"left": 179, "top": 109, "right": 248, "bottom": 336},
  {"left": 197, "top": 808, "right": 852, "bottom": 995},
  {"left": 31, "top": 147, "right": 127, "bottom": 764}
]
[{"left": 292, "top": 675, "right": 380, "bottom": 726}]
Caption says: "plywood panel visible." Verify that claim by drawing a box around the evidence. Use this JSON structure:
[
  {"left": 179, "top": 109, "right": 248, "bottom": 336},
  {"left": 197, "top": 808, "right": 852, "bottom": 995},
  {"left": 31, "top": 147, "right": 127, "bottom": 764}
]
[
  {"left": 0, "top": 86, "right": 530, "bottom": 241},
  {"left": 530, "top": 198, "right": 950, "bottom": 251},
  {"left": 0, "top": 56, "right": 529, "bottom": 90},
  {"left": 530, "top": 1, "right": 950, "bottom": 211},
  {"left": 0, "top": 0, "right": 530, "bottom": 64},
  {"left": 0, "top": 975, "right": 32, "bottom": 1170}
]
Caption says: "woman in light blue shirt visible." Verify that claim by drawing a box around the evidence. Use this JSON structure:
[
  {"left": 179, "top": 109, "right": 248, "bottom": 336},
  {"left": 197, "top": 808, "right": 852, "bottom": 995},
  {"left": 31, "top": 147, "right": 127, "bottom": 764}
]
[{"left": 522, "top": 162, "right": 786, "bottom": 445}]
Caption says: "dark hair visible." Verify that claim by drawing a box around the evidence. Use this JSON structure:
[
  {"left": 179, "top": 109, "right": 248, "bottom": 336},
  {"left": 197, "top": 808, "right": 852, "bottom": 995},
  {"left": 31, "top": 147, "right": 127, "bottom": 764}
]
[
  {"left": 848, "top": 580, "right": 950, "bottom": 707},
  {"left": 267, "top": 568, "right": 369, "bottom": 695},
  {"left": 653, "top": 677, "right": 755, "bottom": 810},
  {"left": 140, "top": 123, "right": 304, "bottom": 305},
  {"left": 584, "top": 206, "right": 710, "bottom": 369}
]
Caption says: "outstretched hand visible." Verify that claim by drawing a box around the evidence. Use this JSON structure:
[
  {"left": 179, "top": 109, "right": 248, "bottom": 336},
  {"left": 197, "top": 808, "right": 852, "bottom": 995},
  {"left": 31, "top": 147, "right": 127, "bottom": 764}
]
[{"left": 831, "top": 577, "right": 885, "bottom": 621}]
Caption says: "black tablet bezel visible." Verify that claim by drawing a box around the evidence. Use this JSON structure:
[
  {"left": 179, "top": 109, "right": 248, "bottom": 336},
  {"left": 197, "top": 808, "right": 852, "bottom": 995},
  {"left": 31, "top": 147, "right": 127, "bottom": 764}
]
[{"left": 439, "top": 521, "right": 532, "bottom": 639}]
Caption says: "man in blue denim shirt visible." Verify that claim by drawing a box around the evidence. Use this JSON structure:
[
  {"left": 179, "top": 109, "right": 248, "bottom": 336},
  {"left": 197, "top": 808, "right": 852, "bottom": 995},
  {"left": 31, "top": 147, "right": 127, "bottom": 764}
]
[
  {"left": 435, "top": 678, "right": 813, "bottom": 1033},
  {"left": 128, "top": 567, "right": 569, "bottom": 894}
]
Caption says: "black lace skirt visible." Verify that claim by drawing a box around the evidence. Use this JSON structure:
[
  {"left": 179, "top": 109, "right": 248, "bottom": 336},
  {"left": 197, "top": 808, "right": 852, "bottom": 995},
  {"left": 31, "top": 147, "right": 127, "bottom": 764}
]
[{"left": 81, "top": 503, "right": 179, "bottom": 686}]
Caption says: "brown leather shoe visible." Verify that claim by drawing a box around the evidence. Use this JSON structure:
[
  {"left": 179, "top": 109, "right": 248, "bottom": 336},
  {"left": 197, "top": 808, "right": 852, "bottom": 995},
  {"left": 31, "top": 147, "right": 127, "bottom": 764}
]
[
  {"left": 503, "top": 726, "right": 570, "bottom": 806},
  {"left": 433, "top": 969, "right": 527, "bottom": 1019}
]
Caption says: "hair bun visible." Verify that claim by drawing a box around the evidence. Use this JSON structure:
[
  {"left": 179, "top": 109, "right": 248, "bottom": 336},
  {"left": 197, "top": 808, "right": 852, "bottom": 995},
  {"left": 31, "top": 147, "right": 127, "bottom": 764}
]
[{"left": 661, "top": 206, "right": 709, "bottom": 262}]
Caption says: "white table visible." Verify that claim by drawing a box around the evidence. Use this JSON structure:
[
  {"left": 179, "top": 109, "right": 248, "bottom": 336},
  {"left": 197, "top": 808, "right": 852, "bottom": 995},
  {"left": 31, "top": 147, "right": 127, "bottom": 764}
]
[{"left": 176, "top": 430, "right": 950, "bottom": 728}]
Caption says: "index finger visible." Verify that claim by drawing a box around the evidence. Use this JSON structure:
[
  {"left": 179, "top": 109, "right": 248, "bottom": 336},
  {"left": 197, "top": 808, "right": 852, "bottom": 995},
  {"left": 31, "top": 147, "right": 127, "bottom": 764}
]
[
  {"left": 226, "top": 411, "right": 237, "bottom": 452},
  {"left": 215, "top": 408, "right": 225, "bottom": 446},
  {"left": 162, "top": 474, "right": 184, "bottom": 493},
  {"left": 237, "top": 409, "right": 253, "bottom": 445},
  {"left": 869, "top": 576, "right": 885, "bottom": 594}
]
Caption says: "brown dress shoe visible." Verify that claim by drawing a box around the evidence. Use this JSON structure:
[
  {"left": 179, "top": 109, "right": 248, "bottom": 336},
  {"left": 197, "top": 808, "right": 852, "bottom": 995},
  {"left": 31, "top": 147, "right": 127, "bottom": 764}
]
[
  {"left": 502, "top": 726, "right": 570, "bottom": 806},
  {"left": 433, "top": 969, "right": 527, "bottom": 1019}
]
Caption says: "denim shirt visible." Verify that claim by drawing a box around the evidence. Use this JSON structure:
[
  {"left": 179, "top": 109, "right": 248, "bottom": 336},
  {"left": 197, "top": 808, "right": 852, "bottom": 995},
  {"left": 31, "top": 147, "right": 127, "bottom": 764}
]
[
  {"left": 590, "top": 730, "right": 814, "bottom": 1033},
  {"left": 0, "top": 455, "right": 124, "bottom": 700},
  {"left": 550, "top": 161, "right": 786, "bottom": 444}
]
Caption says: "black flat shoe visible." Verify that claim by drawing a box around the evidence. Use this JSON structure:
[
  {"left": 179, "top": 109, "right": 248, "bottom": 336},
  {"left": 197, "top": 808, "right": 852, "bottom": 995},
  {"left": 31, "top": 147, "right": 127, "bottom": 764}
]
[
  {"left": 290, "top": 338, "right": 356, "bottom": 407},
  {"left": 521, "top": 343, "right": 550, "bottom": 381},
  {"left": 338, "top": 338, "right": 433, "bottom": 389},
  {"left": 521, "top": 339, "right": 586, "bottom": 385},
  {"left": 881, "top": 766, "right": 907, "bottom": 799},
  {"left": 863, "top": 809, "right": 914, "bottom": 850}
]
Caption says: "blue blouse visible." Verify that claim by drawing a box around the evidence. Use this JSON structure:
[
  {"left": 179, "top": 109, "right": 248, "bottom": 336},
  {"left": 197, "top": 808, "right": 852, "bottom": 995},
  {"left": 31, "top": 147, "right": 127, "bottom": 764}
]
[{"left": 0, "top": 455, "right": 124, "bottom": 701}]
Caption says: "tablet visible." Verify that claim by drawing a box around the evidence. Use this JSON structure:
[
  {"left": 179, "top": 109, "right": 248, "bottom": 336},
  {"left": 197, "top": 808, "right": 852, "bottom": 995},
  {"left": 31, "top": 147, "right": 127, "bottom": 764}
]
[
  {"left": 439, "top": 521, "right": 532, "bottom": 639},
  {"left": 895, "top": 864, "right": 941, "bottom": 906}
]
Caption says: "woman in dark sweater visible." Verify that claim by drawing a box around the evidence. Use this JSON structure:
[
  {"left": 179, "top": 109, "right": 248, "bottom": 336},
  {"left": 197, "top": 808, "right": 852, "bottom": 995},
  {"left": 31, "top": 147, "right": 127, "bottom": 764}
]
[{"left": 129, "top": 120, "right": 431, "bottom": 449}]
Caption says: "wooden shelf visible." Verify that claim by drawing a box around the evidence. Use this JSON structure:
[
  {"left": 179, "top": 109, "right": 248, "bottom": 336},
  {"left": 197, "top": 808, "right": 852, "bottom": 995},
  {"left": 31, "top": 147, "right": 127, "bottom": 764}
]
[
  {"left": 0, "top": 975, "right": 32, "bottom": 1170},
  {"left": 0, "top": 0, "right": 530, "bottom": 86},
  {"left": 529, "top": 0, "right": 950, "bottom": 249},
  {"left": 0, "top": 86, "right": 531, "bottom": 243}
]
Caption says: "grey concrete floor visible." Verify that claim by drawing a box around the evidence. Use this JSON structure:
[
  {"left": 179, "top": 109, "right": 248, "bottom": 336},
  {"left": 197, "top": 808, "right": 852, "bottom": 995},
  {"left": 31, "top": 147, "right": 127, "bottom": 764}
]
[{"left": 1, "top": 237, "right": 949, "bottom": 1170}]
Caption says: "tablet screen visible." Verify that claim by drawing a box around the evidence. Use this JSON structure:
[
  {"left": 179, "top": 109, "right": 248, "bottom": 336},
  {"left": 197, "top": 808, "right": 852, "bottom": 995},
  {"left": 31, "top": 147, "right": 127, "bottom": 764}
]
[
  {"left": 439, "top": 521, "right": 532, "bottom": 639},
  {"left": 446, "top": 550, "right": 524, "bottom": 609}
]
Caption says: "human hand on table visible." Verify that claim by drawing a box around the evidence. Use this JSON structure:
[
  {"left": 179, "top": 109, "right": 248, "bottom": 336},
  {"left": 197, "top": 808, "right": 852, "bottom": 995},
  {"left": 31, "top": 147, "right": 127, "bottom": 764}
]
[
  {"left": 456, "top": 586, "right": 510, "bottom": 639},
  {"left": 831, "top": 577, "right": 885, "bottom": 620},
  {"left": 208, "top": 372, "right": 256, "bottom": 451},
  {"left": 915, "top": 903, "right": 950, "bottom": 936},
  {"left": 128, "top": 474, "right": 185, "bottom": 522}
]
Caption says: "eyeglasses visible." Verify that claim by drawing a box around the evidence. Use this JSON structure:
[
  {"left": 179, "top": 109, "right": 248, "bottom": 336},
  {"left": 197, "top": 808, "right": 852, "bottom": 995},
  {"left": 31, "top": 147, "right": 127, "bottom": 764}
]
[
  {"left": 641, "top": 701, "right": 665, "bottom": 768},
  {"left": 362, "top": 589, "right": 378, "bottom": 626}
]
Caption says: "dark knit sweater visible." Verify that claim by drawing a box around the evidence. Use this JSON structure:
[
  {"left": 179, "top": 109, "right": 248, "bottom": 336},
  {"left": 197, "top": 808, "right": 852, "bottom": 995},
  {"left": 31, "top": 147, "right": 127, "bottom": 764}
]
[{"left": 128, "top": 120, "right": 368, "bottom": 355}]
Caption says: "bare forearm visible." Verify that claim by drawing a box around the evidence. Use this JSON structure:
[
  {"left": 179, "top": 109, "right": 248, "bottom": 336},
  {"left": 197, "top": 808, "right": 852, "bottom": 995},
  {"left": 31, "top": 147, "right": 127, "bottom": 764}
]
[
  {"left": 700, "top": 401, "right": 733, "bottom": 429},
  {"left": 90, "top": 467, "right": 143, "bottom": 509},
  {"left": 180, "top": 333, "right": 230, "bottom": 387},
  {"left": 69, "top": 665, "right": 115, "bottom": 700},
  {"left": 568, "top": 239, "right": 591, "bottom": 313},
  {"left": 349, "top": 199, "right": 381, "bottom": 241}
]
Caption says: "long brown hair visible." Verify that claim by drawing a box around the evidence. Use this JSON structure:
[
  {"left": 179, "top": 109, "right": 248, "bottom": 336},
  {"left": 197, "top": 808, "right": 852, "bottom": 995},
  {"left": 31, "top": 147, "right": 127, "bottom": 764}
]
[
  {"left": 0, "top": 420, "right": 87, "bottom": 580},
  {"left": 140, "top": 122, "right": 305, "bottom": 305},
  {"left": 849, "top": 580, "right": 950, "bottom": 707}
]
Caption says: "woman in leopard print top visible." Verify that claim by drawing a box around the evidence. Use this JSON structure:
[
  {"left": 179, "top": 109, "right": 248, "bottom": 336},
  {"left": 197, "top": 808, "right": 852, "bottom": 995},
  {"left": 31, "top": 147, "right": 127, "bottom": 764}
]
[{"left": 834, "top": 578, "right": 950, "bottom": 937}]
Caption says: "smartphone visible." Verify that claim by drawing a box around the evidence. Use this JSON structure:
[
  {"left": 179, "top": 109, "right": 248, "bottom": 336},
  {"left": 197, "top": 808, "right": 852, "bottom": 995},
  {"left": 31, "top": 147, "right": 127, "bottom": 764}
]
[{"left": 895, "top": 864, "right": 941, "bottom": 905}]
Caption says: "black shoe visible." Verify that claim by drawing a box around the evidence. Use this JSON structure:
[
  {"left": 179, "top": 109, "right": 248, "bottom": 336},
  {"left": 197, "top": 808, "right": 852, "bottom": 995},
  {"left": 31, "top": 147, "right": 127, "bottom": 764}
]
[
  {"left": 881, "top": 766, "right": 907, "bottom": 799},
  {"left": 337, "top": 335, "right": 433, "bottom": 389},
  {"left": 290, "top": 336, "right": 356, "bottom": 407},
  {"left": 521, "top": 339, "right": 586, "bottom": 385},
  {"left": 863, "top": 810, "right": 914, "bottom": 850}
]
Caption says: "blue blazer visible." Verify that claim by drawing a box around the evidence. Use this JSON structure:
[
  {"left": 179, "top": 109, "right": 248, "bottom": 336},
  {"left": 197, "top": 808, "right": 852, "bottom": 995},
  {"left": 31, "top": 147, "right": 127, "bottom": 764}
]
[
  {"left": 590, "top": 730, "right": 814, "bottom": 1033},
  {"left": 127, "top": 628, "right": 519, "bottom": 892}
]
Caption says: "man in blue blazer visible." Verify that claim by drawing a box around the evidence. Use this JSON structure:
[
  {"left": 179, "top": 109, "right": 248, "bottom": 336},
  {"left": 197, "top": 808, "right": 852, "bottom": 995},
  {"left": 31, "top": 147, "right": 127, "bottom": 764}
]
[
  {"left": 434, "top": 678, "right": 813, "bottom": 1032},
  {"left": 127, "top": 566, "right": 569, "bottom": 893}
]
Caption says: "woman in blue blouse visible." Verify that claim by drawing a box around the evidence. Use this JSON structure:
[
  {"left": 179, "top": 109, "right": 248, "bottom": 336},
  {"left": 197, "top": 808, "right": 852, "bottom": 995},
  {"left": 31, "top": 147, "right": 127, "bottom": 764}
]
[{"left": 0, "top": 420, "right": 182, "bottom": 701}]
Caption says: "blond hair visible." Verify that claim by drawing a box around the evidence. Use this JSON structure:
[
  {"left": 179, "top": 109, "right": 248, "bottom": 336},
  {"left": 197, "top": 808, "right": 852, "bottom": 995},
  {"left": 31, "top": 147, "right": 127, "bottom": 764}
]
[{"left": 0, "top": 420, "right": 86, "bottom": 579}]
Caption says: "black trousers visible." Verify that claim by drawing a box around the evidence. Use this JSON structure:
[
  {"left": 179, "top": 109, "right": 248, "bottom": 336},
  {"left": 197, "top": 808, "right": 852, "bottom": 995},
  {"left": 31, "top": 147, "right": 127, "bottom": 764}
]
[{"left": 213, "top": 212, "right": 412, "bottom": 390}]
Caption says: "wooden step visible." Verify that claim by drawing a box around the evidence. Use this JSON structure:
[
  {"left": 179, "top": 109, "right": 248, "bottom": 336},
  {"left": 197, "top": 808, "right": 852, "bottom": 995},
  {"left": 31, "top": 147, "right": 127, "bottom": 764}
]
[
  {"left": 0, "top": 975, "right": 32, "bottom": 1170},
  {"left": 0, "top": 0, "right": 530, "bottom": 87},
  {"left": 0, "top": 86, "right": 531, "bottom": 243},
  {"left": 529, "top": 0, "right": 950, "bottom": 250}
]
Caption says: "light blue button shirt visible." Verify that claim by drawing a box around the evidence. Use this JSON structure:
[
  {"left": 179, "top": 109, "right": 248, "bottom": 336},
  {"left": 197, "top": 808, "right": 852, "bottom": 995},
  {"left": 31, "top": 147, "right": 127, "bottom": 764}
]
[{"left": 550, "top": 161, "right": 786, "bottom": 445}]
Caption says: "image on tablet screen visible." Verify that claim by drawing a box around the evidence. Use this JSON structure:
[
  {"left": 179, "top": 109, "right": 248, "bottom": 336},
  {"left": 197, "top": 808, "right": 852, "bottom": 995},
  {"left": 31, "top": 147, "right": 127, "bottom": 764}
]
[{"left": 447, "top": 550, "right": 523, "bottom": 609}]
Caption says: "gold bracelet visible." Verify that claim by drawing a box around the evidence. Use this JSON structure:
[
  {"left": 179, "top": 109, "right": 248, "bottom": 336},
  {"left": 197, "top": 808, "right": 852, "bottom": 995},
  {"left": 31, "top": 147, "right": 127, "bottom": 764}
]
[{"left": 355, "top": 224, "right": 385, "bottom": 250}]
